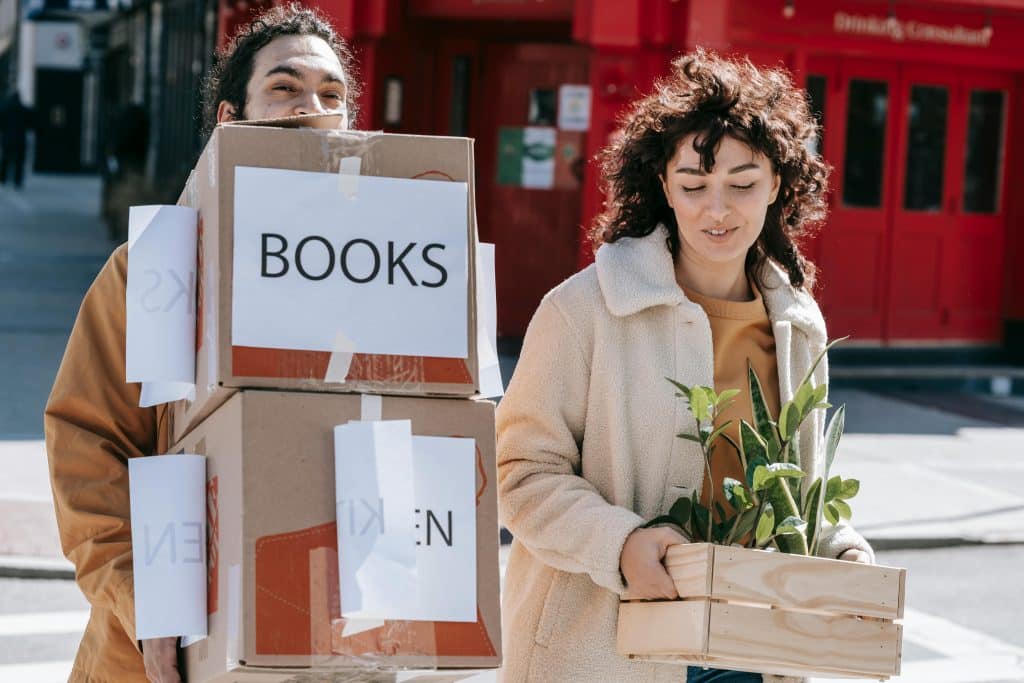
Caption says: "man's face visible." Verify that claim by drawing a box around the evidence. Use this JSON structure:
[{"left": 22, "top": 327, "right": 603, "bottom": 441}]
[{"left": 217, "top": 34, "right": 349, "bottom": 126}]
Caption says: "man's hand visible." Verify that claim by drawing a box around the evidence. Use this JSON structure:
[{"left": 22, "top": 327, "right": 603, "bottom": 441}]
[
  {"left": 620, "top": 526, "right": 687, "bottom": 600},
  {"left": 141, "top": 637, "right": 181, "bottom": 683},
  {"left": 839, "top": 548, "right": 872, "bottom": 564}
]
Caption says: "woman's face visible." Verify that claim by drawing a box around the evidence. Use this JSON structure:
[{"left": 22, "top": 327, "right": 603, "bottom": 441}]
[{"left": 661, "top": 134, "right": 780, "bottom": 271}]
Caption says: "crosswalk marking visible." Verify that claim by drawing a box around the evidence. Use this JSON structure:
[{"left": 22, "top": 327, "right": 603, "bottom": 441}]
[{"left": 0, "top": 610, "right": 89, "bottom": 637}]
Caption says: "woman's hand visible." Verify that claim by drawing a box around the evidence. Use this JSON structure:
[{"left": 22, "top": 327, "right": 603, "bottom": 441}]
[
  {"left": 141, "top": 637, "right": 181, "bottom": 683},
  {"left": 838, "top": 548, "right": 872, "bottom": 564},
  {"left": 620, "top": 526, "right": 687, "bottom": 599}
]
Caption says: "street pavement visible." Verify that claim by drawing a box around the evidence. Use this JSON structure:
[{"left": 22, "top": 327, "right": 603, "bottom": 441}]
[{"left": 2, "top": 171, "right": 1023, "bottom": 681}]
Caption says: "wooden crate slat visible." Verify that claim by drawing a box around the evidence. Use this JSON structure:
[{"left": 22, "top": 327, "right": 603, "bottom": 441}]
[
  {"left": 663, "top": 543, "right": 713, "bottom": 596},
  {"left": 617, "top": 601, "right": 707, "bottom": 657},
  {"left": 708, "top": 602, "right": 901, "bottom": 677},
  {"left": 666, "top": 544, "right": 905, "bottom": 619}
]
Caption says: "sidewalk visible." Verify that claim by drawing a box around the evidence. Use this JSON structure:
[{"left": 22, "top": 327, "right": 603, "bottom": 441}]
[{"left": 0, "top": 170, "right": 115, "bottom": 578}]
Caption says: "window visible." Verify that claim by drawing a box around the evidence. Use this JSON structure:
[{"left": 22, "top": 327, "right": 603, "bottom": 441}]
[
  {"left": 963, "top": 90, "right": 1006, "bottom": 214},
  {"left": 903, "top": 85, "right": 947, "bottom": 211},
  {"left": 842, "top": 80, "right": 888, "bottom": 207},
  {"left": 806, "top": 75, "right": 826, "bottom": 157}
]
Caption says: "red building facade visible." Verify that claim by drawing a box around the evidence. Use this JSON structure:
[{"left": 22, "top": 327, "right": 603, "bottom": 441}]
[{"left": 220, "top": 0, "right": 1024, "bottom": 353}]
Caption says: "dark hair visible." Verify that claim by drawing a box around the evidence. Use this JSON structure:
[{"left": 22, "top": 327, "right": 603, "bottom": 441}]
[
  {"left": 200, "top": 2, "right": 360, "bottom": 138},
  {"left": 591, "top": 49, "right": 828, "bottom": 290}
]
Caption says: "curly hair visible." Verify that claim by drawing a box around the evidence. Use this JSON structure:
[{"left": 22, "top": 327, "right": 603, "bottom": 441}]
[
  {"left": 591, "top": 50, "right": 828, "bottom": 290},
  {"left": 200, "top": 2, "right": 360, "bottom": 139}
]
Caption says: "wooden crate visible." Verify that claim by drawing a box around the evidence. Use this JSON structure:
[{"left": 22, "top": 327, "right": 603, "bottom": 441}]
[{"left": 617, "top": 543, "right": 906, "bottom": 679}]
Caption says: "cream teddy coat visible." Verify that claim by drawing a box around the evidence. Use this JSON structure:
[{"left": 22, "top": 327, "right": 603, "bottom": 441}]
[{"left": 496, "top": 226, "right": 875, "bottom": 683}]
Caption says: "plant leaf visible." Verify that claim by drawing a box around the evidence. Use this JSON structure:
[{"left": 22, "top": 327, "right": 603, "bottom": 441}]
[
  {"left": 669, "top": 497, "right": 693, "bottom": 527},
  {"left": 722, "top": 477, "right": 751, "bottom": 511},
  {"left": 717, "top": 388, "right": 741, "bottom": 408},
  {"left": 825, "top": 475, "right": 842, "bottom": 501},
  {"left": 796, "top": 337, "right": 848, "bottom": 392},
  {"left": 755, "top": 503, "right": 775, "bottom": 547},
  {"left": 839, "top": 478, "right": 860, "bottom": 500},
  {"left": 666, "top": 378, "right": 692, "bottom": 396},
  {"left": 692, "top": 502, "right": 711, "bottom": 542},
  {"left": 824, "top": 501, "right": 840, "bottom": 525},
  {"left": 824, "top": 404, "right": 846, "bottom": 476},
  {"left": 779, "top": 401, "right": 802, "bottom": 441},
  {"left": 739, "top": 420, "right": 769, "bottom": 465},
  {"left": 754, "top": 463, "right": 806, "bottom": 491},
  {"left": 748, "top": 362, "right": 782, "bottom": 452},
  {"left": 688, "top": 387, "right": 710, "bottom": 424},
  {"left": 745, "top": 455, "right": 768, "bottom": 490},
  {"left": 706, "top": 421, "right": 734, "bottom": 449},
  {"left": 794, "top": 381, "right": 815, "bottom": 415},
  {"left": 727, "top": 506, "right": 759, "bottom": 545},
  {"left": 677, "top": 432, "right": 702, "bottom": 444},
  {"left": 776, "top": 515, "right": 807, "bottom": 536},
  {"left": 832, "top": 498, "right": 853, "bottom": 520},
  {"left": 804, "top": 477, "right": 824, "bottom": 555},
  {"left": 811, "top": 383, "right": 828, "bottom": 407}
]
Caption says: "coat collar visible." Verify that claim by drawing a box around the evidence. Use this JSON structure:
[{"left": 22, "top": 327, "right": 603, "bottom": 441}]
[{"left": 594, "top": 225, "right": 827, "bottom": 345}]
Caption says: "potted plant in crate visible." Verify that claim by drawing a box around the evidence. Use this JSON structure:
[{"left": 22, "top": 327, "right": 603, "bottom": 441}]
[{"left": 617, "top": 340, "right": 907, "bottom": 680}]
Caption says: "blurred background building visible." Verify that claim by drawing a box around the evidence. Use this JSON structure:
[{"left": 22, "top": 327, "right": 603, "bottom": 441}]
[{"left": 5, "top": 0, "right": 1024, "bottom": 366}]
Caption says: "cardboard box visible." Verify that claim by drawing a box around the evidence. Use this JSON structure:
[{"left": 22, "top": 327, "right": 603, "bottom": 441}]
[
  {"left": 172, "top": 116, "right": 481, "bottom": 443},
  {"left": 172, "top": 390, "right": 501, "bottom": 682},
  {"left": 618, "top": 543, "right": 905, "bottom": 679}
]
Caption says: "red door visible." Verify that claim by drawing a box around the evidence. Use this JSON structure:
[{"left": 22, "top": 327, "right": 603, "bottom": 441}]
[
  {"left": 809, "top": 58, "right": 897, "bottom": 342},
  {"left": 477, "top": 44, "right": 589, "bottom": 337},
  {"left": 805, "top": 59, "right": 1010, "bottom": 344}
]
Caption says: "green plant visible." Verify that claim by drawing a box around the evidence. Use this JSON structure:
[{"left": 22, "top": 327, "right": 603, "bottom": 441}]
[{"left": 643, "top": 338, "right": 860, "bottom": 556}]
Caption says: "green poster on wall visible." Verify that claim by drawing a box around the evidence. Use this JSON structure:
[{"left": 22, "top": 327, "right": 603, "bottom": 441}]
[{"left": 497, "top": 126, "right": 556, "bottom": 189}]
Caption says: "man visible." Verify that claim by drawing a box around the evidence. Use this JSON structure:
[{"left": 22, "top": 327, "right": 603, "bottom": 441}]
[
  {"left": 0, "top": 90, "right": 33, "bottom": 189},
  {"left": 44, "top": 5, "right": 358, "bottom": 682}
]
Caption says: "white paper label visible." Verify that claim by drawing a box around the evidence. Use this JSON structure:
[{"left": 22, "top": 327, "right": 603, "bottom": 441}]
[
  {"left": 521, "top": 127, "right": 556, "bottom": 190},
  {"left": 558, "top": 84, "right": 592, "bottom": 131},
  {"left": 475, "top": 243, "right": 503, "bottom": 398},
  {"left": 334, "top": 420, "right": 418, "bottom": 621},
  {"left": 126, "top": 205, "right": 198, "bottom": 406},
  {"left": 408, "top": 435, "right": 478, "bottom": 622},
  {"left": 129, "top": 454, "right": 207, "bottom": 640},
  {"left": 232, "top": 167, "right": 469, "bottom": 358}
]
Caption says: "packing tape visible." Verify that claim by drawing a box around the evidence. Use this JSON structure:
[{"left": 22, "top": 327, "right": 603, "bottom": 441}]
[
  {"left": 360, "top": 394, "right": 383, "bottom": 422},
  {"left": 337, "top": 155, "right": 362, "bottom": 198},
  {"left": 324, "top": 330, "right": 356, "bottom": 384}
]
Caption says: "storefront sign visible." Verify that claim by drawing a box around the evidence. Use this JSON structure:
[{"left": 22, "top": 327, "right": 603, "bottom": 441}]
[{"left": 834, "top": 11, "right": 993, "bottom": 48}]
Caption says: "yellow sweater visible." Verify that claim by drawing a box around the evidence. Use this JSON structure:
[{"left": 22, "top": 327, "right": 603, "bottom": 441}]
[{"left": 684, "top": 283, "right": 781, "bottom": 520}]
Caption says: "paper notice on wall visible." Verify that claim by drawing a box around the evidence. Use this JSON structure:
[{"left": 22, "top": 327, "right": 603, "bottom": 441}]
[
  {"left": 334, "top": 420, "right": 418, "bottom": 621},
  {"left": 521, "top": 127, "right": 557, "bottom": 189},
  {"left": 408, "top": 435, "right": 477, "bottom": 622},
  {"left": 232, "top": 167, "right": 469, "bottom": 358},
  {"left": 129, "top": 454, "right": 207, "bottom": 640},
  {"left": 557, "top": 84, "right": 591, "bottom": 131},
  {"left": 476, "top": 243, "right": 503, "bottom": 398},
  {"left": 125, "top": 205, "right": 198, "bottom": 406}
]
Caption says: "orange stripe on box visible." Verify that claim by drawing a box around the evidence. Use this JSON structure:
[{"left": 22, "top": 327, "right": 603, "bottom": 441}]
[{"left": 232, "top": 346, "right": 473, "bottom": 385}]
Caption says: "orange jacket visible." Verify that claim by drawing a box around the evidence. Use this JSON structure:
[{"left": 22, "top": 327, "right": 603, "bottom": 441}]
[{"left": 45, "top": 244, "right": 169, "bottom": 682}]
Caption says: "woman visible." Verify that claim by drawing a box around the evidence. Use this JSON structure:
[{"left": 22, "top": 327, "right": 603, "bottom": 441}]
[{"left": 496, "top": 50, "right": 874, "bottom": 683}]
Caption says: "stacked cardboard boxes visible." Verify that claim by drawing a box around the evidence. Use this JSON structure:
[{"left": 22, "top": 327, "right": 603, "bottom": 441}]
[{"left": 168, "top": 116, "right": 501, "bottom": 682}]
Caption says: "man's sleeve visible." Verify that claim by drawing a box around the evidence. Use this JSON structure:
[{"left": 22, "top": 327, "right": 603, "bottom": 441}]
[{"left": 44, "top": 244, "right": 160, "bottom": 650}]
